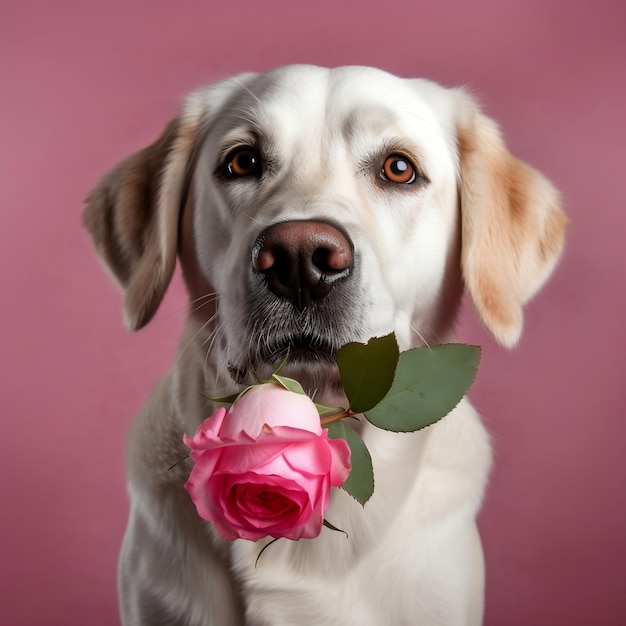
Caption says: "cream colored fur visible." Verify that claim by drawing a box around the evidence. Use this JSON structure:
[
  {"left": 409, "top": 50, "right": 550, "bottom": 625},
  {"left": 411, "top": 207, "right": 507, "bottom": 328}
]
[{"left": 84, "top": 65, "right": 566, "bottom": 626}]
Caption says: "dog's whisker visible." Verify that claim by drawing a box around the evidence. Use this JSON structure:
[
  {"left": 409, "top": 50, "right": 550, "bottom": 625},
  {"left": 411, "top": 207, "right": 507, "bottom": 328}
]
[
  {"left": 185, "top": 293, "right": 218, "bottom": 314},
  {"left": 411, "top": 325, "right": 432, "bottom": 350},
  {"left": 194, "top": 322, "right": 228, "bottom": 391},
  {"left": 203, "top": 324, "right": 223, "bottom": 372},
  {"left": 198, "top": 302, "right": 229, "bottom": 386},
  {"left": 188, "top": 296, "right": 218, "bottom": 317},
  {"left": 175, "top": 313, "right": 217, "bottom": 364},
  {"left": 196, "top": 314, "right": 219, "bottom": 353},
  {"left": 188, "top": 292, "right": 218, "bottom": 306},
  {"left": 151, "top": 293, "right": 219, "bottom": 324},
  {"left": 204, "top": 334, "right": 221, "bottom": 379}
]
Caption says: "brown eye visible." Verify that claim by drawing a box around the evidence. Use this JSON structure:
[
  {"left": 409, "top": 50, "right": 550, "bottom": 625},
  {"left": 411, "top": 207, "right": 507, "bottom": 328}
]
[
  {"left": 224, "top": 148, "right": 261, "bottom": 178},
  {"left": 381, "top": 154, "right": 416, "bottom": 184}
]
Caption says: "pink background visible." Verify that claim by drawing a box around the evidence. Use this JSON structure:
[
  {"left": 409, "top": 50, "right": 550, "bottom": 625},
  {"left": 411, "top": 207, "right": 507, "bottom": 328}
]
[{"left": 2, "top": 1, "right": 625, "bottom": 624}]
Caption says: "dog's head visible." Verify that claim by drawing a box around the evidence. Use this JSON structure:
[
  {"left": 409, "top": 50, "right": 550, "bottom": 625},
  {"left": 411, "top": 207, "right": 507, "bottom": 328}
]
[{"left": 84, "top": 65, "right": 566, "bottom": 392}]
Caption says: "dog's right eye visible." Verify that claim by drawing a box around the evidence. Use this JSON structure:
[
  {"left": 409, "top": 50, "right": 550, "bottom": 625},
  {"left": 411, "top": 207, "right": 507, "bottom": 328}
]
[
  {"left": 223, "top": 148, "right": 262, "bottom": 178},
  {"left": 381, "top": 154, "right": 417, "bottom": 185}
]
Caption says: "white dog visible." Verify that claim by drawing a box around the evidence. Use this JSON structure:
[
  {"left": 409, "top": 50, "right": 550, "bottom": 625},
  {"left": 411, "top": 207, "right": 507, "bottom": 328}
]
[{"left": 84, "top": 65, "right": 566, "bottom": 625}]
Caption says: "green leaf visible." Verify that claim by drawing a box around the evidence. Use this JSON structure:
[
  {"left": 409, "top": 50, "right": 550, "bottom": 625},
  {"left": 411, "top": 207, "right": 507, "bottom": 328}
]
[
  {"left": 323, "top": 518, "right": 348, "bottom": 537},
  {"left": 336, "top": 333, "right": 400, "bottom": 414},
  {"left": 208, "top": 383, "right": 256, "bottom": 406},
  {"left": 272, "top": 350, "right": 290, "bottom": 376},
  {"left": 364, "top": 344, "right": 480, "bottom": 432},
  {"left": 207, "top": 392, "right": 241, "bottom": 405},
  {"left": 315, "top": 403, "right": 346, "bottom": 418},
  {"left": 327, "top": 420, "right": 374, "bottom": 506},
  {"left": 271, "top": 374, "right": 306, "bottom": 395}
]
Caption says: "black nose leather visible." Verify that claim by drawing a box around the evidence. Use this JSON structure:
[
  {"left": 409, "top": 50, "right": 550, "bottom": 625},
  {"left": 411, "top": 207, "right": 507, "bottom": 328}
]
[{"left": 253, "top": 221, "right": 353, "bottom": 308}]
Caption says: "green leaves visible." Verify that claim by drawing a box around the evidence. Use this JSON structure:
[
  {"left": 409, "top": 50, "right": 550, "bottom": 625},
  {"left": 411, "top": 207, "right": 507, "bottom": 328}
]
[
  {"left": 328, "top": 336, "right": 480, "bottom": 506},
  {"left": 336, "top": 334, "right": 480, "bottom": 433},
  {"left": 208, "top": 333, "right": 480, "bottom": 513},
  {"left": 271, "top": 374, "right": 306, "bottom": 395},
  {"left": 337, "top": 333, "right": 399, "bottom": 413},
  {"left": 364, "top": 344, "right": 481, "bottom": 432},
  {"left": 327, "top": 419, "right": 374, "bottom": 506}
]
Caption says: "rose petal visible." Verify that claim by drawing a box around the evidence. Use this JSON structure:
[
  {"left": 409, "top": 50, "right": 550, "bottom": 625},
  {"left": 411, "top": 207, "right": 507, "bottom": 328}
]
[
  {"left": 280, "top": 440, "right": 333, "bottom": 476},
  {"left": 215, "top": 473, "right": 316, "bottom": 540},
  {"left": 216, "top": 454, "right": 303, "bottom": 502},
  {"left": 184, "top": 452, "right": 227, "bottom": 521},
  {"left": 255, "top": 425, "right": 321, "bottom": 443},
  {"left": 182, "top": 383, "right": 349, "bottom": 542},
  {"left": 232, "top": 480, "right": 307, "bottom": 522},
  {"left": 220, "top": 384, "right": 322, "bottom": 439},
  {"left": 290, "top": 505, "right": 325, "bottom": 539},
  {"left": 215, "top": 443, "right": 294, "bottom": 474},
  {"left": 183, "top": 407, "right": 228, "bottom": 451},
  {"left": 326, "top": 436, "right": 352, "bottom": 487}
]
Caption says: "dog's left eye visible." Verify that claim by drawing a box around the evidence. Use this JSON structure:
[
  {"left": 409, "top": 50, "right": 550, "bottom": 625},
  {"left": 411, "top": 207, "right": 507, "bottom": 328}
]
[
  {"left": 381, "top": 154, "right": 417, "bottom": 185},
  {"left": 223, "top": 148, "right": 262, "bottom": 178}
]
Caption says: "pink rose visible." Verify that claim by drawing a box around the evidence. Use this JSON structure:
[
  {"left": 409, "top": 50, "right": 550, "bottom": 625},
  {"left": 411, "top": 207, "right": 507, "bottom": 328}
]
[{"left": 183, "top": 383, "right": 351, "bottom": 541}]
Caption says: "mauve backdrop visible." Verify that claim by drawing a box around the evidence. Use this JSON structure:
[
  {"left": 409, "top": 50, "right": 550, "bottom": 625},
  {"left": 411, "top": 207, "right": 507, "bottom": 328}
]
[{"left": 2, "top": 1, "right": 624, "bottom": 624}]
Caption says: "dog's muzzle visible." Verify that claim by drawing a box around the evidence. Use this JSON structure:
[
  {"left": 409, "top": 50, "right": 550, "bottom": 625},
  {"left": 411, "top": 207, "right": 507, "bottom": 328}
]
[
  {"left": 252, "top": 220, "right": 354, "bottom": 310},
  {"left": 227, "top": 220, "right": 359, "bottom": 385}
]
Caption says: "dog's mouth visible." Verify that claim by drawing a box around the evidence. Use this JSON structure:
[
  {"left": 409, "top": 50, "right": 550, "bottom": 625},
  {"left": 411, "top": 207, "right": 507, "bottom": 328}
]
[
  {"left": 270, "top": 335, "right": 338, "bottom": 363},
  {"left": 227, "top": 334, "right": 339, "bottom": 386},
  {"left": 226, "top": 273, "right": 362, "bottom": 393}
]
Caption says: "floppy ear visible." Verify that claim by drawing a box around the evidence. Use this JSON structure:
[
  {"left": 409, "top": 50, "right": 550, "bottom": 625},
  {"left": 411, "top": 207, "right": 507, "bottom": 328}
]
[
  {"left": 456, "top": 95, "right": 567, "bottom": 347},
  {"left": 83, "top": 109, "right": 202, "bottom": 331}
]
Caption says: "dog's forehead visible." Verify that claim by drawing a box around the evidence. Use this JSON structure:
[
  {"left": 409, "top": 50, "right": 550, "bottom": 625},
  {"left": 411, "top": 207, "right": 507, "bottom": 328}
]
[{"left": 208, "top": 65, "right": 455, "bottom": 146}]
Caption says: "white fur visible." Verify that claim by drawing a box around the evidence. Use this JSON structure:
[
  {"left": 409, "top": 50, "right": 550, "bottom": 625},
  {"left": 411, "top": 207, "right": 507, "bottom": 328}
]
[{"left": 85, "top": 65, "right": 566, "bottom": 625}]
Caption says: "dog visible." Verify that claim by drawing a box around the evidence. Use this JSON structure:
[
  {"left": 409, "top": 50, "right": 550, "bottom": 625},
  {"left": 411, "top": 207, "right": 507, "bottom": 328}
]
[{"left": 84, "top": 64, "right": 566, "bottom": 625}]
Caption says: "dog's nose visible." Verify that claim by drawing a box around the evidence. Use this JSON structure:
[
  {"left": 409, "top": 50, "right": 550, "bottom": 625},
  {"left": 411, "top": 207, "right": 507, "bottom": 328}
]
[{"left": 253, "top": 221, "right": 353, "bottom": 308}]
